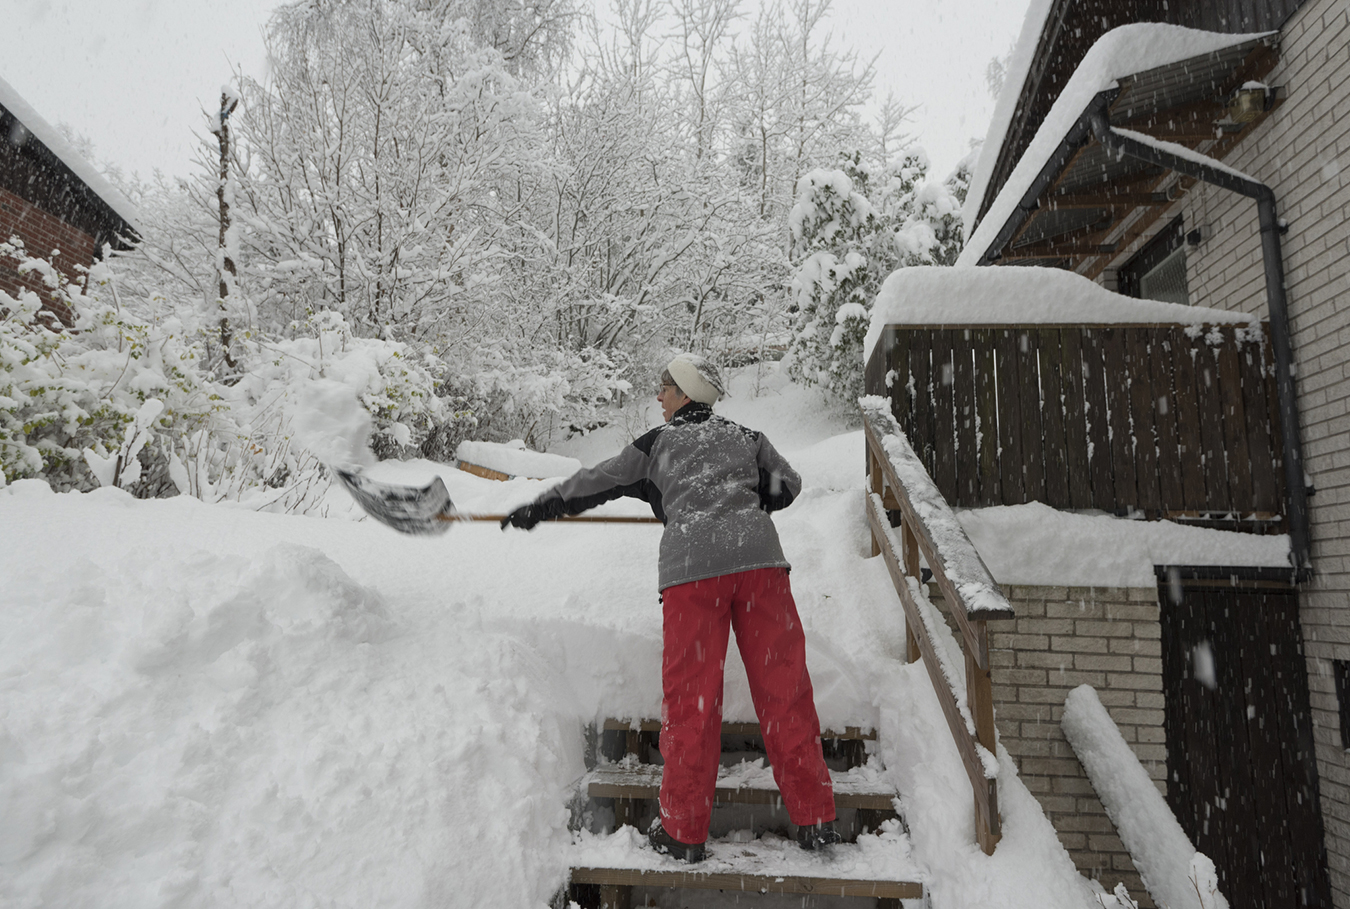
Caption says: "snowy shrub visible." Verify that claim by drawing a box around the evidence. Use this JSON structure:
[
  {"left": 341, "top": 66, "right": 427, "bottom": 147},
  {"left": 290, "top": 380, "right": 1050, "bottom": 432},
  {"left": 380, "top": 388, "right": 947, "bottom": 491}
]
[
  {"left": 784, "top": 168, "right": 878, "bottom": 402},
  {"left": 0, "top": 241, "right": 451, "bottom": 513},
  {"left": 783, "top": 151, "right": 971, "bottom": 405},
  {"left": 242, "top": 310, "right": 447, "bottom": 459},
  {"left": 424, "top": 342, "right": 632, "bottom": 455},
  {"left": 0, "top": 238, "right": 228, "bottom": 494}
]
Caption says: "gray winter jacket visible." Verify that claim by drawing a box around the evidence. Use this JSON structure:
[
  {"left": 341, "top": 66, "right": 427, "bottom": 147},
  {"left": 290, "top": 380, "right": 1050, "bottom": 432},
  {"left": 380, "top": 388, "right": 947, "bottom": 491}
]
[{"left": 538, "top": 402, "right": 801, "bottom": 590}]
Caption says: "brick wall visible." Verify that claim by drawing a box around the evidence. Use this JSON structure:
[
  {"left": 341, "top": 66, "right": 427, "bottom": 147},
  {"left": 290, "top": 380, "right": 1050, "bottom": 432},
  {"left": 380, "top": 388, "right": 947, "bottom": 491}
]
[
  {"left": 0, "top": 185, "right": 97, "bottom": 323},
  {"left": 1161, "top": 0, "right": 1350, "bottom": 901},
  {"left": 939, "top": 584, "right": 1168, "bottom": 907}
]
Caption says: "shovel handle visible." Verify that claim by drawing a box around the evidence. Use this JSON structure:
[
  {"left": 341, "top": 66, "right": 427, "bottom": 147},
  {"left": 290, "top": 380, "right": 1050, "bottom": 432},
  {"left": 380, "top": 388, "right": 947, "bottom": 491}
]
[{"left": 446, "top": 513, "right": 661, "bottom": 524}]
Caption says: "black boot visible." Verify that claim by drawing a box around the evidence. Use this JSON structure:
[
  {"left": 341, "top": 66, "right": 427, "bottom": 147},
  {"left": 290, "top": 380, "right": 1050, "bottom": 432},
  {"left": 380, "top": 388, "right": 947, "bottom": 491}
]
[
  {"left": 797, "top": 820, "right": 843, "bottom": 851},
  {"left": 648, "top": 818, "right": 706, "bottom": 863}
]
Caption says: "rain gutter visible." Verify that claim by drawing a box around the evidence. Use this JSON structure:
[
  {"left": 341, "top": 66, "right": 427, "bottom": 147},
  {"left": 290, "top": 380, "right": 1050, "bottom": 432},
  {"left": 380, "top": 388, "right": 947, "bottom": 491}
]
[{"left": 1088, "top": 110, "right": 1312, "bottom": 579}]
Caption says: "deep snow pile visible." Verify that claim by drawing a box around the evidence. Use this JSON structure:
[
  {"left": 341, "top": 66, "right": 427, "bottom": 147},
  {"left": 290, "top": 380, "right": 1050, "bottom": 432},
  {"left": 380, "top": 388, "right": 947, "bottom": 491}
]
[{"left": 4, "top": 366, "right": 1121, "bottom": 909}]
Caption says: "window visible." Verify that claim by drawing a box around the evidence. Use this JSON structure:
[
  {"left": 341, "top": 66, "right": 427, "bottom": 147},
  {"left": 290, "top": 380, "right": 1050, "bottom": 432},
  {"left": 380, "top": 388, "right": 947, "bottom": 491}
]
[
  {"left": 1140, "top": 246, "right": 1189, "bottom": 305},
  {"left": 1118, "top": 216, "right": 1187, "bottom": 304}
]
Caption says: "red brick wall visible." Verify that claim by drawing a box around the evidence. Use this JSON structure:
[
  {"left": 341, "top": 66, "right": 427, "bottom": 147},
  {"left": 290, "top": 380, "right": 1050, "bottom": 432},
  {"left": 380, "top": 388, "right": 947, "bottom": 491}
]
[{"left": 0, "top": 185, "right": 97, "bottom": 325}]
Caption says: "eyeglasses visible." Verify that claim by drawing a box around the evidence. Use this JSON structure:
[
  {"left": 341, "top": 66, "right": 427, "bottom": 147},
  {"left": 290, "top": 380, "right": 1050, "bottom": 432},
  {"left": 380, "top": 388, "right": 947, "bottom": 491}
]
[{"left": 657, "top": 383, "right": 677, "bottom": 395}]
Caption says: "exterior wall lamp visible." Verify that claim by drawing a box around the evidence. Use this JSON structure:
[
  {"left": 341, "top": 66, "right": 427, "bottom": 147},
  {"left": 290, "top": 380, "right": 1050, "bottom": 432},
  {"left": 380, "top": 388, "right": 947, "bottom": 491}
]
[{"left": 1227, "top": 82, "right": 1274, "bottom": 123}]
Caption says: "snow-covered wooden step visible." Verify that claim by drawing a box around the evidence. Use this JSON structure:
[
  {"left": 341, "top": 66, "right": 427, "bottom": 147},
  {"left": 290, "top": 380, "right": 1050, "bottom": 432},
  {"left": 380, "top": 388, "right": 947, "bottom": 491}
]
[
  {"left": 602, "top": 717, "right": 876, "bottom": 740},
  {"left": 586, "top": 761, "right": 899, "bottom": 810},
  {"left": 568, "top": 826, "right": 922, "bottom": 908}
]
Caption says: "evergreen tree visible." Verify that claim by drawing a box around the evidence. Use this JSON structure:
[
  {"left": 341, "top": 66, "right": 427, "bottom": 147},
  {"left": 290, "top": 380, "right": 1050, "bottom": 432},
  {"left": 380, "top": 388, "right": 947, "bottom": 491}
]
[{"left": 783, "top": 149, "right": 968, "bottom": 403}]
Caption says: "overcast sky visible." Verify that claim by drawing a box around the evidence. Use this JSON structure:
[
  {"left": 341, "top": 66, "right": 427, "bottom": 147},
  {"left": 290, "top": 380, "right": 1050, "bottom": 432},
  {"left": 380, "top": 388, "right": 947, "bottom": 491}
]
[{"left": 5, "top": 0, "right": 1029, "bottom": 184}]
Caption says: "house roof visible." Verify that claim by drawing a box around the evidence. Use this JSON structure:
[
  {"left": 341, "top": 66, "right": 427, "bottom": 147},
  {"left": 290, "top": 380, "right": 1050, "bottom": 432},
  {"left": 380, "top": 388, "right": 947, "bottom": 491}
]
[
  {"left": 0, "top": 74, "right": 141, "bottom": 242},
  {"left": 964, "top": 0, "right": 1306, "bottom": 239},
  {"left": 956, "top": 25, "right": 1279, "bottom": 277}
]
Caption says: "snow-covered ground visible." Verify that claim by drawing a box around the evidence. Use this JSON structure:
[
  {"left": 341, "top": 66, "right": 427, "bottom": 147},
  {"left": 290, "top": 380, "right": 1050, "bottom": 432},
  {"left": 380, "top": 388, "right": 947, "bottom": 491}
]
[{"left": 4, "top": 365, "right": 1232, "bottom": 908}]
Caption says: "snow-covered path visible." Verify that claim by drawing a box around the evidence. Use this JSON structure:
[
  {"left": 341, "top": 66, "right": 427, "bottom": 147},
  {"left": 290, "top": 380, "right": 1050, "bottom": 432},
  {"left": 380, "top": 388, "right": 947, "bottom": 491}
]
[{"left": 0, "top": 373, "right": 1098, "bottom": 908}]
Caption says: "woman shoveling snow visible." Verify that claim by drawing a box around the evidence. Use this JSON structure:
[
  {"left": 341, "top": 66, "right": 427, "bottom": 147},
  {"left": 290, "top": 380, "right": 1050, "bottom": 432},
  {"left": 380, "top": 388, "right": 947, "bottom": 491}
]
[{"left": 501, "top": 353, "right": 841, "bottom": 863}]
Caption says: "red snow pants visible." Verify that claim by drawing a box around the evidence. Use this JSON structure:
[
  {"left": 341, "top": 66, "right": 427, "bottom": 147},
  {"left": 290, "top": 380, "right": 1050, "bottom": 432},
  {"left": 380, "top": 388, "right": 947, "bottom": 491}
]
[{"left": 657, "top": 567, "right": 836, "bottom": 845}]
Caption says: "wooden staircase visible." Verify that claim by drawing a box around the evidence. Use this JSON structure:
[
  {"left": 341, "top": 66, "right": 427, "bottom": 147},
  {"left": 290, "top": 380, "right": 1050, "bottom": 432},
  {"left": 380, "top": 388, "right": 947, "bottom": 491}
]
[
  {"left": 564, "top": 720, "right": 925, "bottom": 909},
  {"left": 562, "top": 401, "right": 1027, "bottom": 906}
]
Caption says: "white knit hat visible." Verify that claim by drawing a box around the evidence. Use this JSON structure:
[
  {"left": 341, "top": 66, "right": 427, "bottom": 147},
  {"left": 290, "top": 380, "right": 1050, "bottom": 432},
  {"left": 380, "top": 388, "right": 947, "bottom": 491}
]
[{"left": 666, "top": 354, "right": 726, "bottom": 405}]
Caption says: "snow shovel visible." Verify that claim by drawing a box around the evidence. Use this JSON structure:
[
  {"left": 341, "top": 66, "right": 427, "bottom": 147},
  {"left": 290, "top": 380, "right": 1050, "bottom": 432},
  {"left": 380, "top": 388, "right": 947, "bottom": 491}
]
[{"left": 334, "top": 468, "right": 660, "bottom": 536}]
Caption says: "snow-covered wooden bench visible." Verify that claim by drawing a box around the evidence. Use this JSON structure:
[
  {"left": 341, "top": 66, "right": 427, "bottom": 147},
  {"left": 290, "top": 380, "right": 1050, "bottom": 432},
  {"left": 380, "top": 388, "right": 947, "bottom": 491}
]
[{"left": 454, "top": 439, "right": 581, "bottom": 481}]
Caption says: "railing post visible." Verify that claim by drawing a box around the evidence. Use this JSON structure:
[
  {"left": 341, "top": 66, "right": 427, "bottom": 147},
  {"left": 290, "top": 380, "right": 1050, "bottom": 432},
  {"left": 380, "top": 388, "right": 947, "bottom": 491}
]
[
  {"left": 902, "top": 521, "right": 922, "bottom": 664},
  {"left": 967, "top": 619, "right": 999, "bottom": 853},
  {"left": 967, "top": 621, "right": 996, "bottom": 752},
  {"left": 867, "top": 448, "right": 882, "bottom": 557}
]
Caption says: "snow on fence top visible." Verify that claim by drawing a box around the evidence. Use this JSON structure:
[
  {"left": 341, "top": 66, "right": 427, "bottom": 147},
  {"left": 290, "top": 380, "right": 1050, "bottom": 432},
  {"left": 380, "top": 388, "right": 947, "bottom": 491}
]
[
  {"left": 455, "top": 440, "right": 581, "bottom": 479},
  {"left": 862, "top": 265, "right": 1252, "bottom": 362},
  {"left": 860, "top": 395, "right": 1012, "bottom": 621},
  {"left": 1062, "top": 685, "right": 1230, "bottom": 909},
  {"left": 0, "top": 75, "right": 142, "bottom": 232},
  {"left": 958, "top": 23, "right": 1273, "bottom": 266}
]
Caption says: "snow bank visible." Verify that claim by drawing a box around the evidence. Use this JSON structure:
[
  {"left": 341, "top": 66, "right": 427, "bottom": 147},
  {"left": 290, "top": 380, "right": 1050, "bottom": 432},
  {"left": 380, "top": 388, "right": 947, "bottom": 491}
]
[
  {"left": 0, "top": 75, "right": 141, "bottom": 231},
  {"left": 863, "top": 265, "right": 1252, "bottom": 361},
  {"left": 1062, "top": 685, "right": 1229, "bottom": 909},
  {"left": 957, "top": 502, "right": 1290, "bottom": 588},
  {"left": 959, "top": 24, "right": 1272, "bottom": 266},
  {"left": 0, "top": 365, "right": 1148, "bottom": 909},
  {"left": 455, "top": 439, "right": 581, "bottom": 479}
]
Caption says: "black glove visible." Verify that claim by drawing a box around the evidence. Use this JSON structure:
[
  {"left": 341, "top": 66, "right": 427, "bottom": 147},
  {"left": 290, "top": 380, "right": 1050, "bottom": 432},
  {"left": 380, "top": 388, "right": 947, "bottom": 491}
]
[{"left": 501, "top": 499, "right": 561, "bottom": 530}]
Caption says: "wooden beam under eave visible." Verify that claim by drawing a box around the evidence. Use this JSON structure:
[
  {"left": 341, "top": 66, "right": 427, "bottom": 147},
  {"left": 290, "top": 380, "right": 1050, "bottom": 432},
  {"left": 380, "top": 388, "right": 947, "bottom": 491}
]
[
  {"left": 1003, "top": 137, "right": 1100, "bottom": 250},
  {"left": 1000, "top": 247, "right": 1118, "bottom": 262},
  {"left": 1117, "top": 98, "right": 1230, "bottom": 132},
  {"left": 1081, "top": 99, "right": 1282, "bottom": 282},
  {"left": 1043, "top": 191, "right": 1173, "bottom": 209},
  {"left": 1007, "top": 225, "right": 1123, "bottom": 259}
]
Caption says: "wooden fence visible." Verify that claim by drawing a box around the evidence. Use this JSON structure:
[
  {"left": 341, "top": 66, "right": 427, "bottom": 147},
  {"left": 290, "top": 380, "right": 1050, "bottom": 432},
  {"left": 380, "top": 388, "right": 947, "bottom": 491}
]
[{"left": 863, "top": 324, "right": 1285, "bottom": 521}]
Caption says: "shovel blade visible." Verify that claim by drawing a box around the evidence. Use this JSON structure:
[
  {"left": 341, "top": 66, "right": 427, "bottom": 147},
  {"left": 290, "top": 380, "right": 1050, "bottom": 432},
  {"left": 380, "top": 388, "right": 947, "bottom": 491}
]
[{"left": 335, "top": 468, "right": 456, "bottom": 536}]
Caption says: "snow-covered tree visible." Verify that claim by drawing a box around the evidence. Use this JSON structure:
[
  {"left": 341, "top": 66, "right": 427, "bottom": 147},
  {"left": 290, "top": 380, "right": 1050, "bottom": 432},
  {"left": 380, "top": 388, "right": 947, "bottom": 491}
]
[
  {"left": 783, "top": 167, "right": 874, "bottom": 399},
  {"left": 726, "top": 0, "right": 875, "bottom": 229},
  {"left": 783, "top": 149, "right": 969, "bottom": 403},
  {"left": 229, "top": 0, "right": 539, "bottom": 346}
]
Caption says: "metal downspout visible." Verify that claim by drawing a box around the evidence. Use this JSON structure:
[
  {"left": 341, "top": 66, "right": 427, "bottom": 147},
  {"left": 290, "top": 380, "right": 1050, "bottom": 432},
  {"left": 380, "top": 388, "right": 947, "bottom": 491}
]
[{"left": 1088, "top": 111, "right": 1311, "bottom": 577}]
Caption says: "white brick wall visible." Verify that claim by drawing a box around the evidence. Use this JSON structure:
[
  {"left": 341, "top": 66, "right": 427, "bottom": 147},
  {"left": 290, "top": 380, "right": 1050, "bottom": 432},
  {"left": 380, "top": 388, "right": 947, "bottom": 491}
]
[
  {"left": 935, "top": 584, "right": 1166, "bottom": 907},
  {"left": 1169, "top": 0, "right": 1350, "bottom": 900}
]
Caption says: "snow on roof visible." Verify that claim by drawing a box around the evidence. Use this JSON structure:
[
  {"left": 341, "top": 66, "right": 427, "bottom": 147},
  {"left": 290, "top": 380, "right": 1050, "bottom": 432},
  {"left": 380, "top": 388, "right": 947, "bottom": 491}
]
[
  {"left": 957, "top": 24, "right": 1272, "bottom": 266},
  {"left": 0, "top": 74, "right": 142, "bottom": 233},
  {"left": 862, "top": 264, "right": 1252, "bottom": 361},
  {"left": 961, "top": 0, "right": 1055, "bottom": 241}
]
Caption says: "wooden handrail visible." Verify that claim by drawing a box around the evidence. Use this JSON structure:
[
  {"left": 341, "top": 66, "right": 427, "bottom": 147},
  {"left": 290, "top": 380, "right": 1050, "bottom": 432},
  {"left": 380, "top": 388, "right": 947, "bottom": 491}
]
[{"left": 860, "top": 396, "right": 1015, "bottom": 855}]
